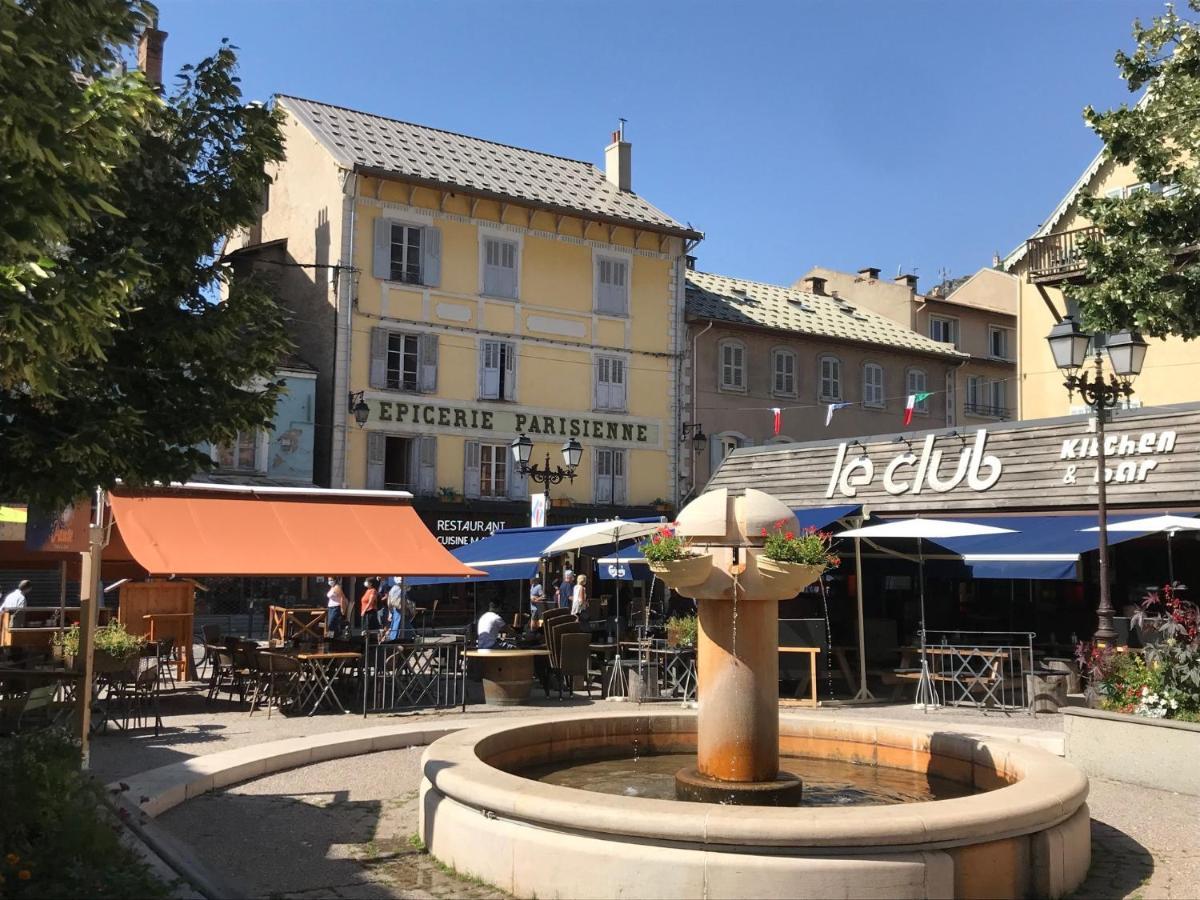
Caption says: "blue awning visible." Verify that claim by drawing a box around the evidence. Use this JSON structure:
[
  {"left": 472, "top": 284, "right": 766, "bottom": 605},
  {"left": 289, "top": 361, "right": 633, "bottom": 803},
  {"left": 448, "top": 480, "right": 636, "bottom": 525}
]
[
  {"left": 596, "top": 546, "right": 650, "bottom": 581},
  {"left": 931, "top": 514, "right": 1152, "bottom": 580},
  {"left": 794, "top": 504, "right": 861, "bottom": 531}
]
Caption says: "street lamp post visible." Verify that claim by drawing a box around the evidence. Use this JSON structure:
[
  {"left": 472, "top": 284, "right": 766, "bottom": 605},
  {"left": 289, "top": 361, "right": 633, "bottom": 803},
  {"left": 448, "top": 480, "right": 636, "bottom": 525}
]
[
  {"left": 510, "top": 434, "right": 583, "bottom": 502},
  {"left": 1046, "top": 317, "right": 1148, "bottom": 643}
]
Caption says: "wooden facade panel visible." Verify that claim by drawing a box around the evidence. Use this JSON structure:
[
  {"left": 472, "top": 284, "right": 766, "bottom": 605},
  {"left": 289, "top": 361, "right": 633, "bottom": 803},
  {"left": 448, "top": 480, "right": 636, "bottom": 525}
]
[{"left": 708, "top": 405, "right": 1200, "bottom": 515}]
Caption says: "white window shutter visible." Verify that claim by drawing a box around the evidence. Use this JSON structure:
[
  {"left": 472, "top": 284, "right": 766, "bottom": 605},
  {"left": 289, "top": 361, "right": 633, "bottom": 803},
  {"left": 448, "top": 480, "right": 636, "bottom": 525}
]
[
  {"left": 477, "top": 343, "right": 488, "bottom": 398},
  {"left": 502, "top": 342, "right": 516, "bottom": 401},
  {"left": 613, "top": 359, "right": 626, "bottom": 410},
  {"left": 367, "top": 432, "right": 386, "bottom": 489},
  {"left": 463, "top": 441, "right": 481, "bottom": 499},
  {"left": 419, "top": 333, "right": 438, "bottom": 393},
  {"left": 613, "top": 450, "right": 627, "bottom": 504},
  {"left": 423, "top": 226, "right": 441, "bottom": 286},
  {"left": 593, "top": 449, "right": 610, "bottom": 504},
  {"left": 369, "top": 327, "right": 387, "bottom": 389},
  {"left": 709, "top": 438, "right": 723, "bottom": 476},
  {"left": 507, "top": 449, "right": 527, "bottom": 500},
  {"left": 373, "top": 218, "right": 392, "bottom": 281},
  {"left": 593, "top": 358, "right": 604, "bottom": 409},
  {"left": 481, "top": 342, "right": 500, "bottom": 399},
  {"left": 417, "top": 436, "right": 436, "bottom": 496}
]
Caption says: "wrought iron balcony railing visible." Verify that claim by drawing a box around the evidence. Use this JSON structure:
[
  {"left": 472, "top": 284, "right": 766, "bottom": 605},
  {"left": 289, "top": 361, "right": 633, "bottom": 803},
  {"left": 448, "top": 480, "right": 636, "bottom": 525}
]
[
  {"left": 963, "top": 402, "right": 1013, "bottom": 420},
  {"left": 1025, "top": 226, "right": 1102, "bottom": 283}
]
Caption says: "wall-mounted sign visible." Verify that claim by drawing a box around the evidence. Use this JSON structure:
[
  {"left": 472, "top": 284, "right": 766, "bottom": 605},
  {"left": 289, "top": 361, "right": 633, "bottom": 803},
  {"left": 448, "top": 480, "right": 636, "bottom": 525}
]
[
  {"left": 423, "top": 515, "right": 516, "bottom": 547},
  {"left": 826, "top": 430, "right": 1001, "bottom": 499},
  {"left": 367, "top": 396, "right": 661, "bottom": 448},
  {"left": 25, "top": 499, "right": 91, "bottom": 553}
]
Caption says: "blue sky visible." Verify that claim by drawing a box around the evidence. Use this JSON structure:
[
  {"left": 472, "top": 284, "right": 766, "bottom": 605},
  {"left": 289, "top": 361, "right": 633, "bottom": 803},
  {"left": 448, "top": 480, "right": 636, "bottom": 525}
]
[{"left": 158, "top": 0, "right": 1165, "bottom": 290}]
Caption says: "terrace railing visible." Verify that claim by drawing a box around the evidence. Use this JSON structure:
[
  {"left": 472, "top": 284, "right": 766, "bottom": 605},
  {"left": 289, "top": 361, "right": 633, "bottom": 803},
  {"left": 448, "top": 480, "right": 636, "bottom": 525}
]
[
  {"left": 923, "top": 630, "right": 1036, "bottom": 713},
  {"left": 1025, "top": 227, "right": 1102, "bottom": 283},
  {"left": 360, "top": 634, "right": 467, "bottom": 714}
]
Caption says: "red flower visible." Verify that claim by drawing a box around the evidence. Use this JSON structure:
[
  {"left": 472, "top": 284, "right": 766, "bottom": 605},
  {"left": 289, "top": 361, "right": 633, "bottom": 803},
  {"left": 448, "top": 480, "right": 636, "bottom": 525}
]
[
  {"left": 785, "top": 531, "right": 794, "bottom": 540},
  {"left": 761, "top": 527, "right": 768, "bottom": 536}
]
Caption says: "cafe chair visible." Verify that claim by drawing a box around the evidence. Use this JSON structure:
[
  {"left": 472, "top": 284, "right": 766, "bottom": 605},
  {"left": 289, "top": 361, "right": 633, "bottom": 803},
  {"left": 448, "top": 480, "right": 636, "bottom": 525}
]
[
  {"left": 558, "top": 631, "right": 593, "bottom": 699},
  {"left": 110, "top": 664, "right": 162, "bottom": 735}
]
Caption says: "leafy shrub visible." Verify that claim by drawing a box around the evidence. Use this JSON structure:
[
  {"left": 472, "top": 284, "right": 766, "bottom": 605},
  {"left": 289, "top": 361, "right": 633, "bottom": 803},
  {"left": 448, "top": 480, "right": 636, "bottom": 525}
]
[
  {"left": 760, "top": 522, "right": 841, "bottom": 569},
  {"left": 666, "top": 615, "right": 698, "bottom": 649},
  {"left": 52, "top": 622, "right": 145, "bottom": 661},
  {"left": 0, "top": 730, "right": 169, "bottom": 898}
]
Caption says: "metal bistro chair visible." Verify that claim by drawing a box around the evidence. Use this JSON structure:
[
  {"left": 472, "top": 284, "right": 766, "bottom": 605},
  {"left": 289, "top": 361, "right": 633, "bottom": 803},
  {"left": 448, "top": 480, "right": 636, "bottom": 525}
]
[
  {"left": 197, "top": 624, "right": 223, "bottom": 676},
  {"left": 253, "top": 651, "right": 303, "bottom": 717},
  {"left": 110, "top": 664, "right": 162, "bottom": 735}
]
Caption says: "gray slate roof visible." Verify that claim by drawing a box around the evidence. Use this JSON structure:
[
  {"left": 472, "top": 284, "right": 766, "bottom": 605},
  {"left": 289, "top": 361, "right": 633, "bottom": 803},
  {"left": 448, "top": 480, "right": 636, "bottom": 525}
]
[
  {"left": 685, "top": 270, "right": 967, "bottom": 359},
  {"left": 278, "top": 95, "right": 700, "bottom": 238}
]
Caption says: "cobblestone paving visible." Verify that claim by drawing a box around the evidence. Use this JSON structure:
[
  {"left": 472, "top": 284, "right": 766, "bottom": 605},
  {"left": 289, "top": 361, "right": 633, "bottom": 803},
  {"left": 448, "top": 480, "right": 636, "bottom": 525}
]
[{"left": 159, "top": 747, "right": 506, "bottom": 899}]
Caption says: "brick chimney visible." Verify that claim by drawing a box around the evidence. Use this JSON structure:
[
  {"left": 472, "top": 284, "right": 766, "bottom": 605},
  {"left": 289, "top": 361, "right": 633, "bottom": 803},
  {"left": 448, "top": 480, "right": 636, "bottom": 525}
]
[
  {"left": 858, "top": 267, "right": 880, "bottom": 280},
  {"left": 801, "top": 275, "right": 827, "bottom": 295},
  {"left": 137, "top": 17, "right": 168, "bottom": 89},
  {"left": 894, "top": 273, "right": 918, "bottom": 291},
  {"left": 604, "top": 122, "right": 631, "bottom": 192}
]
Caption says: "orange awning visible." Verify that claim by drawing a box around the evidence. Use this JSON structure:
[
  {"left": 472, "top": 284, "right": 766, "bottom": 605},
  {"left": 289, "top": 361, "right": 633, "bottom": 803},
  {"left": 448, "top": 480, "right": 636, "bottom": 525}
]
[{"left": 108, "top": 486, "right": 484, "bottom": 577}]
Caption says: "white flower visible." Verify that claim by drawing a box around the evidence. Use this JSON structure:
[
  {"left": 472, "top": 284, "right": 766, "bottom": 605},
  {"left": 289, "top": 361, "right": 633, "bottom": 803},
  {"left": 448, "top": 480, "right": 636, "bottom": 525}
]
[{"left": 1142, "top": 686, "right": 1150, "bottom": 696}]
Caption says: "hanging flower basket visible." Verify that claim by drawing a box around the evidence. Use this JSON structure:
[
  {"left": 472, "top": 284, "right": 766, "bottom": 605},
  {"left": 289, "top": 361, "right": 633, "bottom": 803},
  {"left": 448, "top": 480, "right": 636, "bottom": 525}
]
[
  {"left": 648, "top": 554, "right": 713, "bottom": 590},
  {"left": 755, "top": 556, "right": 825, "bottom": 593}
]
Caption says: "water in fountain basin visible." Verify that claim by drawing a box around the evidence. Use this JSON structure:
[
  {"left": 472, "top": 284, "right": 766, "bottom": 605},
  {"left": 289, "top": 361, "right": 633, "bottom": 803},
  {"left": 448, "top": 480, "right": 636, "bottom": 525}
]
[{"left": 521, "top": 753, "right": 976, "bottom": 806}]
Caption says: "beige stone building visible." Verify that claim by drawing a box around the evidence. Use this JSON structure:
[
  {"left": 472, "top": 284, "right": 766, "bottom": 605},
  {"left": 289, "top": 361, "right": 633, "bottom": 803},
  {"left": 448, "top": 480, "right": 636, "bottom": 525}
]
[
  {"left": 1004, "top": 145, "right": 1199, "bottom": 419},
  {"left": 797, "top": 266, "right": 1019, "bottom": 427},
  {"left": 683, "top": 268, "right": 966, "bottom": 492}
]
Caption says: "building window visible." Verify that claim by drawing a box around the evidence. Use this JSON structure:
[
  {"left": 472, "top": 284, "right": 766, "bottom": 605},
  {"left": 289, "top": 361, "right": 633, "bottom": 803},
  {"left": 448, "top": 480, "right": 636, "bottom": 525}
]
[
  {"left": 862, "top": 363, "right": 884, "bottom": 408},
  {"left": 988, "top": 326, "right": 1011, "bottom": 360},
  {"left": 479, "top": 340, "right": 516, "bottom": 401},
  {"left": 370, "top": 328, "right": 438, "bottom": 393},
  {"left": 595, "top": 255, "right": 629, "bottom": 316},
  {"left": 388, "top": 222, "right": 423, "bottom": 284},
  {"left": 966, "top": 375, "right": 982, "bottom": 412},
  {"left": 478, "top": 443, "right": 508, "bottom": 498},
  {"left": 594, "top": 355, "right": 627, "bottom": 411},
  {"left": 214, "top": 431, "right": 264, "bottom": 473},
  {"left": 709, "top": 432, "right": 747, "bottom": 475},
  {"left": 818, "top": 355, "right": 842, "bottom": 401},
  {"left": 372, "top": 218, "right": 441, "bottom": 286},
  {"left": 772, "top": 349, "right": 796, "bottom": 396},
  {"left": 367, "top": 433, "right": 435, "bottom": 495},
  {"left": 989, "top": 379, "right": 1008, "bottom": 418},
  {"left": 482, "top": 236, "right": 518, "bottom": 299},
  {"left": 719, "top": 340, "right": 746, "bottom": 391},
  {"left": 929, "top": 316, "right": 958, "bottom": 346},
  {"left": 594, "top": 448, "right": 627, "bottom": 505},
  {"left": 463, "top": 441, "right": 522, "bottom": 500},
  {"left": 907, "top": 368, "right": 928, "bottom": 413}
]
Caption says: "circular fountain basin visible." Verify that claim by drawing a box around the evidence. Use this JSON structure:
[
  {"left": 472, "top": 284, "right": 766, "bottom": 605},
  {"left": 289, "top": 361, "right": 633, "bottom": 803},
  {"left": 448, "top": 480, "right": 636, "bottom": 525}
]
[{"left": 419, "top": 712, "right": 1091, "bottom": 899}]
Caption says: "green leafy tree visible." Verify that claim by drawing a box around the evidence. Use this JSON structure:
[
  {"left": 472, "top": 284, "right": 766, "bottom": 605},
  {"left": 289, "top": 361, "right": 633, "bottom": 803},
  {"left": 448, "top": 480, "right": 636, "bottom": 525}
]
[
  {"left": 0, "top": 0, "right": 291, "bottom": 509},
  {"left": 1075, "top": 1, "right": 1200, "bottom": 338}
]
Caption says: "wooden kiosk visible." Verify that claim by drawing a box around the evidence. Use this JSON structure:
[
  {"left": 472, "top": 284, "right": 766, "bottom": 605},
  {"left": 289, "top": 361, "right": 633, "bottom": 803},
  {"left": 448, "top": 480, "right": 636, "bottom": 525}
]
[{"left": 117, "top": 579, "right": 195, "bottom": 680}]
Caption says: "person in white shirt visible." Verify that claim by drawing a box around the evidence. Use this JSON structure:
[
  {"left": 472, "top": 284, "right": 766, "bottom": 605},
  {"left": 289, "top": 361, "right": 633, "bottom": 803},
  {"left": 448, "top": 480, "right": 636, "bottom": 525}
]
[
  {"left": 1, "top": 580, "right": 31, "bottom": 614},
  {"left": 476, "top": 602, "right": 513, "bottom": 650},
  {"left": 530, "top": 581, "right": 545, "bottom": 621},
  {"left": 570, "top": 574, "right": 589, "bottom": 624}
]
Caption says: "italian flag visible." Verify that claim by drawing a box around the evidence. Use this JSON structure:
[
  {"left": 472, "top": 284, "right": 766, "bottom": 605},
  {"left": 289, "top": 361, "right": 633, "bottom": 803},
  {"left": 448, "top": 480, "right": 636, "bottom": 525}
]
[{"left": 904, "top": 392, "right": 931, "bottom": 426}]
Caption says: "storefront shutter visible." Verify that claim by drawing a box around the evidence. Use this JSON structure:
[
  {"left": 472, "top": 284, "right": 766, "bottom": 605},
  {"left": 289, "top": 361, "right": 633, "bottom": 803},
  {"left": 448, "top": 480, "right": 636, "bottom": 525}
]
[
  {"left": 373, "top": 218, "right": 392, "bottom": 281},
  {"left": 419, "top": 333, "right": 438, "bottom": 393},
  {"left": 366, "top": 432, "right": 386, "bottom": 490},
  {"left": 422, "top": 226, "right": 441, "bottom": 286},
  {"left": 463, "top": 441, "right": 481, "bottom": 499},
  {"left": 417, "top": 436, "right": 436, "bottom": 496},
  {"left": 369, "top": 327, "right": 387, "bottom": 389}
]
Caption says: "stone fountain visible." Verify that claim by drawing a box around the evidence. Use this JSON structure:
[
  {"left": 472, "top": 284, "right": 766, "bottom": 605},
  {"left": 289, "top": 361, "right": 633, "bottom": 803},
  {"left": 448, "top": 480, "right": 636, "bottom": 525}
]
[{"left": 418, "top": 489, "right": 1092, "bottom": 899}]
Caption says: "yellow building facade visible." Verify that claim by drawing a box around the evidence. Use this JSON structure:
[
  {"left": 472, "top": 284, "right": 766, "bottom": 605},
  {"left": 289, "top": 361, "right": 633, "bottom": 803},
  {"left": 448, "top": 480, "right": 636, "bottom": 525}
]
[
  {"left": 1006, "top": 151, "right": 1200, "bottom": 419},
  {"left": 227, "top": 97, "right": 700, "bottom": 536}
]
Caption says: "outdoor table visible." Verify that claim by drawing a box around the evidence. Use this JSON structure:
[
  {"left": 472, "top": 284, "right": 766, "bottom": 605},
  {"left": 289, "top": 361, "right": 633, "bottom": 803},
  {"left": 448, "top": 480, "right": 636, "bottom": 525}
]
[
  {"left": 465, "top": 649, "right": 549, "bottom": 706},
  {"left": 780, "top": 647, "right": 822, "bottom": 708},
  {"left": 643, "top": 645, "right": 696, "bottom": 701},
  {"left": 295, "top": 651, "right": 361, "bottom": 716}
]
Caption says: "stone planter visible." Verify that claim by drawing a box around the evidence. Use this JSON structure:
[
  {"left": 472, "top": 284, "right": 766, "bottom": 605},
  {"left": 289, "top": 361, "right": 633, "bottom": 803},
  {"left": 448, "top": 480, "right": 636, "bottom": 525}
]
[
  {"left": 648, "top": 554, "right": 713, "bottom": 590},
  {"left": 754, "top": 557, "right": 825, "bottom": 596},
  {"left": 93, "top": 648, "right": 139, "bottom": 675},
  {"left": 1064, "top": 707, "right": 1200, "bottom": 796}
]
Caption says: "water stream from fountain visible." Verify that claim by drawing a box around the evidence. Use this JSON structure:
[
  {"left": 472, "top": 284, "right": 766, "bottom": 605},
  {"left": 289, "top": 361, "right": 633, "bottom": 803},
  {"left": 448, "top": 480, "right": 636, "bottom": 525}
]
[{"left": 818, "top": 573, "right": 834, "bottom": 701}]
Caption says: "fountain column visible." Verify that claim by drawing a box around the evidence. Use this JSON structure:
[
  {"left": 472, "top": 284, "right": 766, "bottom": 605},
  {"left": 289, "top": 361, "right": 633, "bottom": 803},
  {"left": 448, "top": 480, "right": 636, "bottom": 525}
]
[{"left": 667, "top": 489, "right": 809, "bottom": 805}]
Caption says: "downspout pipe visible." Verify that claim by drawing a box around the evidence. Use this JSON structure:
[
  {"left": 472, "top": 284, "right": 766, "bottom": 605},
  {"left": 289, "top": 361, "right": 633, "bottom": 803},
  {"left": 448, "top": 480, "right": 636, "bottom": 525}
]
[
  {"left": 332, "top": 170, "right": 358, "bottom": 488},
  {"left": 682, "top": 320, "right": 713, "bottom": 503}
]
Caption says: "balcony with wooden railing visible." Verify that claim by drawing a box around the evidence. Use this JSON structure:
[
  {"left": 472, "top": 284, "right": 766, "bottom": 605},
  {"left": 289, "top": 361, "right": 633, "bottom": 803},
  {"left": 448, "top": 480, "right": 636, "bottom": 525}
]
[{"left": 1025, "top": 226, "right": 1102, "bottom": 284}]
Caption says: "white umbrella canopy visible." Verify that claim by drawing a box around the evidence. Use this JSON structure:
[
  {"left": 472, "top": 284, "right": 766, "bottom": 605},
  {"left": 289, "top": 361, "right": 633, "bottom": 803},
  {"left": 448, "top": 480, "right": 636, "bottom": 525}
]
[
  {"left": 1081, "top": 514, "right": 1200, "bottom": 534},
  {"left": 839, "top": 518, "right": 1015, "bottom": 540},
  {"left": 541, "top": 519, "right": 664, "bottom": 555}
]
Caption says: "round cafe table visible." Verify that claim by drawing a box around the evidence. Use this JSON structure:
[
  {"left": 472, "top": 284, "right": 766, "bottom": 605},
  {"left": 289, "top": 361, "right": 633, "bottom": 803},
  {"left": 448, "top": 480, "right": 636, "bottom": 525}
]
[{"left": 465, "top": 648, "right": 549, "bottom": 705}]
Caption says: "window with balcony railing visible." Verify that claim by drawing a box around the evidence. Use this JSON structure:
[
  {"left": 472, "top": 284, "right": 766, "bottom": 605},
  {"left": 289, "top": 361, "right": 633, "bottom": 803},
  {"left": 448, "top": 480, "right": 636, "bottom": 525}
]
[{"left": 1025, "top": 226, "right": 1102, "bottom": 282}]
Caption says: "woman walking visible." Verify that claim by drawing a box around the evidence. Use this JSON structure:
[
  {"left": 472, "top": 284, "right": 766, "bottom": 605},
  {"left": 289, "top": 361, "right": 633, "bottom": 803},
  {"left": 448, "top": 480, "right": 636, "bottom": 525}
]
[
  {"left": 360, "top": 577, "right": 381, "bottom": 632},
  {"left": 571, "top": 574, "right": 589, "bottom": 625},
  {"left": 326, "top": 576, "right": 348, "bottom": 638}
]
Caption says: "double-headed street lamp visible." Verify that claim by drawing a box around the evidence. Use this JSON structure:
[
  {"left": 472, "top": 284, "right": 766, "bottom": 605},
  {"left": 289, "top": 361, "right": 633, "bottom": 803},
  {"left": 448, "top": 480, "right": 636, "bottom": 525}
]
[
  {"left": 510, "top": 434, "right": 584, "bottom": 501},
  {"left": 1046, "top": 316, "right": 1149, "bottom": 643}
]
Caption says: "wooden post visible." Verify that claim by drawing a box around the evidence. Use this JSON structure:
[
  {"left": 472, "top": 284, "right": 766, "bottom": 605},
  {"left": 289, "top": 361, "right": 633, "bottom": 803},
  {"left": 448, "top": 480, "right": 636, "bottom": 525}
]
[{"left": 74, "top": 522, "right": 104, "bottom": 769}]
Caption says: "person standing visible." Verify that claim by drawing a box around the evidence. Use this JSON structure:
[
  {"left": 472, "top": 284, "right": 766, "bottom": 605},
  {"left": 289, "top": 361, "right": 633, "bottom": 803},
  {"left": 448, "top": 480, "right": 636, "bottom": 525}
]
[
  {"left": 571, "top": 574, "right": 589, "bottom": 624},
  {"left": 325, "top": 577, "right": 348, "bottom": 638},
  {"left": 1, "top": 579, "right": 30, "bottom": 614},
  {"left": 359, "top": 577, "right": 380, "bottom": 632},
  {"left": 530, "top": 581, "right": 545, "bottom": 621},
  {"left": 556, "top": 570, "right": 575, "bottom": 609}
]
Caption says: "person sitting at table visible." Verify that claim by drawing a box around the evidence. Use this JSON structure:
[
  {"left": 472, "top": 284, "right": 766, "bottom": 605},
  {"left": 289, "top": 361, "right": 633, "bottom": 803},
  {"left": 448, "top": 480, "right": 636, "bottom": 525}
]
[
  {"left": 556, "top": 570, "right": 574, "bottom": 609},
  {"left": 325, "top": 576, "right": 348, "bottom": 638},
  {"left": 359, "top": 577, "right": 381, "bottom": 632},
  {"left": 477, "top": 602, "right": 516, "bottom": 650}
]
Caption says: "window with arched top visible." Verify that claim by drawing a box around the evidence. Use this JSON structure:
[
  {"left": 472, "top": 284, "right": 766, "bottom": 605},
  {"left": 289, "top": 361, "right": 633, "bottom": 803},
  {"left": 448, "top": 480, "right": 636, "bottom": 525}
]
[
  {"left": 709, "top": 431, "right": 749, "bottom": 475},
  {"left": 818, "top": 354, "right": 842, "bottom": 401},
  {"left": 764, "top": 435, "right": 795, "bottom": 445},
  {"left": 906, "top": 368, "right": 929, "bottom": 413},
  {"left": 862, "top": 362, "right": 884, "bottom": 408},
  {"left": 771, "top": 348, "right": 797, "bottom": 397},
  {"left": 718, "top": 339, "right": 747, "bottom": 392}
]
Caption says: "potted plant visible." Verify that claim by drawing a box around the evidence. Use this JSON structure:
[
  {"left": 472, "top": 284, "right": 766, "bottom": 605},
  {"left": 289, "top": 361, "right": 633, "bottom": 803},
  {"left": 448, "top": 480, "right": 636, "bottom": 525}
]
[
  {"left": 665, "top": 614, "right": 698, "bottom": 649},
  {"left": 54, "top": 623, "right": 146, "bottom": 674},
  {"left": 755, "top": 522, "right": 840, "bottom": 594},
  {"left": 438, "top": 486, "right": 461, "bottom": 503},
  {"left": 651, "top": 497, "right": 673, "bottom": 514},
  {"left": 640, "top": 524, "right": 712, "bottom": 589}
]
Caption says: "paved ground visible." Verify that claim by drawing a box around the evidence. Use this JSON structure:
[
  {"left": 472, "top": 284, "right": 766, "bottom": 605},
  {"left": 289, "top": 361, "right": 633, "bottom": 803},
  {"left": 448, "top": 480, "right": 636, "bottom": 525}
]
[{"left": 100, "top": 681, "right": 1199, "bottom": 899}]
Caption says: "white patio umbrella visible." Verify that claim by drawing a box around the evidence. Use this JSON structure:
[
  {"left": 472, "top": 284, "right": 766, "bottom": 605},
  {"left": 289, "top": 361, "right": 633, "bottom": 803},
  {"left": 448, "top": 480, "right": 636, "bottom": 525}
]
[
  {"left": 1082, "top": 514, "right": 1200, "bottom": 583},
  {"left": 838, "top": 517, "right": 1015, "bottom": 709}
]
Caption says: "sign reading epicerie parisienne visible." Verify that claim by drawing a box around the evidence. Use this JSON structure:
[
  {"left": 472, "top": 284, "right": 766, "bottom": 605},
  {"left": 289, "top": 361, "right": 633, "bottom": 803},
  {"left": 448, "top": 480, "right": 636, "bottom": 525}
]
[
  {"left": 367, "top": 398, "right": 660, "bottom": 447},
  {"left": 826, "top": 426, "right": 1181, "bottom": 499}
]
